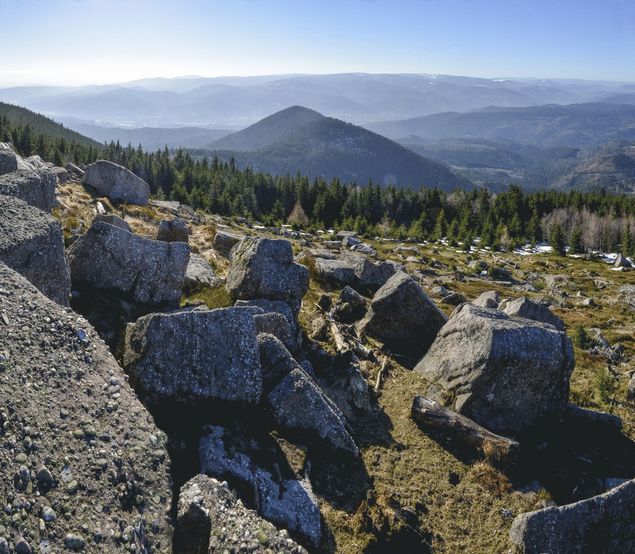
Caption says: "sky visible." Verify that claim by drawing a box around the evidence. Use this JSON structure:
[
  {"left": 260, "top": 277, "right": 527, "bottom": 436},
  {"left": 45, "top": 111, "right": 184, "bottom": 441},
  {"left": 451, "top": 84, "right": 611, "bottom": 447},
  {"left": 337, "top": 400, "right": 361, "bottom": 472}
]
[{"left": 0, "top": 0, "right": 634, "bottom": 86}]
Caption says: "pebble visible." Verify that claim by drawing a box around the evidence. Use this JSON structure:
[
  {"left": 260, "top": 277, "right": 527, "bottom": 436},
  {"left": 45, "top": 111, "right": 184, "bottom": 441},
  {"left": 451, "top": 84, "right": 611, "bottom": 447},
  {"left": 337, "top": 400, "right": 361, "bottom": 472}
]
[
  {"left": 64, "top": 533, "right": 86, "bottom": 551},
  {"left": 42, "top": 506, "right": 56, "bottom": 522}
]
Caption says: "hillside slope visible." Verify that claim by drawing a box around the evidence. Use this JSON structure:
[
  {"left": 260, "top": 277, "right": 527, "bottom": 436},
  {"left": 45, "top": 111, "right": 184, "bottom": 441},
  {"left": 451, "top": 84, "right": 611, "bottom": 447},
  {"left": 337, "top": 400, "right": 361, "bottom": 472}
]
[
  {"left": 209, "top": 106, "right": 469, "bottom": 190},
  {"left": 0, "top": 102, "right": 102, "bottom": 148}
]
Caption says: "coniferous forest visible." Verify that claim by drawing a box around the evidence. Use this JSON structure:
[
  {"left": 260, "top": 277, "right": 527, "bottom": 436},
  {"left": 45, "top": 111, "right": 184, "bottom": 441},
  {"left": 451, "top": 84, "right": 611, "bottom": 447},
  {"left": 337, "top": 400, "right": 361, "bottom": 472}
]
[{"left": 1, "top": 106, "right": 634, "bottom": 255}]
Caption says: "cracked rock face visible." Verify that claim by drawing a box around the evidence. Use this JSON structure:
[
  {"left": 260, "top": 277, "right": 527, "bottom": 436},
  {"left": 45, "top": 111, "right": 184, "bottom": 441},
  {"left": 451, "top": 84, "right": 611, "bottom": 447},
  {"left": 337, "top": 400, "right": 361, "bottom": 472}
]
[
  {"left": 199, "top": 425, "right": 322, "bottom": 548},
  {"left": 414, "top": 303, "right": 575, "bottom": 435},
  {"left": 67, "top": 220, "right": 189, "bottom": 305},
  {"left": 0, "top": 263, "right": 173, "bottom": 552},
  {"left": 176, "top": 474, "right": 306, "bottom": 554},
  {"left": 0, "top": 195, "right": 70, "bottom": 306},
  {"left": 227, "top": 238, "right": 309, "bottom": 317},
  {"left": 0, "top": 168, "right": 57, "bottom": 212},
  {"left": 500, "top": 296, "right": 565, "bottom": 331},
  {"left": 123, "top": 307, "right": 262, "bottom": 403},
  {"left": 82, "top": 160, "right": 150, "bottom": 205}
]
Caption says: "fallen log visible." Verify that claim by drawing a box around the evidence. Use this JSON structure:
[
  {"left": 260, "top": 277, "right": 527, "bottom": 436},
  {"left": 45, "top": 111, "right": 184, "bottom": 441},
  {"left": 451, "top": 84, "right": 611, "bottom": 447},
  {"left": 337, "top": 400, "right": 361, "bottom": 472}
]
[{"left": 411, "top": 396, "right": 520, "bottom": 466}]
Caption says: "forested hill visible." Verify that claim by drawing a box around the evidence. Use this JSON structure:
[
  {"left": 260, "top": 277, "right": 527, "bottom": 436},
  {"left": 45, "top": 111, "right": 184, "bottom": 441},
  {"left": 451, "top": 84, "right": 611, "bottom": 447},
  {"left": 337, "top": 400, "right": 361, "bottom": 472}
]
[
  {"left": 0, "top": 102, "right": 102, "bottom": 149},
  {"left": 207, "top": 106, "right": 469, "bottom": 190}
]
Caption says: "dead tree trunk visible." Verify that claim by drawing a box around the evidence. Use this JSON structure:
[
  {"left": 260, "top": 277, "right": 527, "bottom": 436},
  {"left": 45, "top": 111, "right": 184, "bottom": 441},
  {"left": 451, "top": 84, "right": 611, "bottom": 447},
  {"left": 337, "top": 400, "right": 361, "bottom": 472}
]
[{"left": 411, "top": 396, "right": 519, "bottom": 466}]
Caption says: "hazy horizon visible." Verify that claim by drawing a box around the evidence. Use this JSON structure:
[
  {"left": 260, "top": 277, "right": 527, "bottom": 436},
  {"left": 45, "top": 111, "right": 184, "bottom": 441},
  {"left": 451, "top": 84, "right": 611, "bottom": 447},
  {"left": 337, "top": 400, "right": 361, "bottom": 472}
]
[{"left": 1, "top": 0, "right": 634, "bottom": 87}]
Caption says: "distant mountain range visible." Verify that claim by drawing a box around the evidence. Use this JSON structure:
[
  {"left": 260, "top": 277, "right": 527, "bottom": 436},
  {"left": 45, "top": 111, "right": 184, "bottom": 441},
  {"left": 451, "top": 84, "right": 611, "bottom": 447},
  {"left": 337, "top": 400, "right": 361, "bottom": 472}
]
[
  {"left": 367, "top": 103, "right": 635, "bottom": 148},
  {"left": 0, "top": 73, "right": 632, "bottom": 128},
  {"left": 205, "top": 106, "right": 469, "bottom": 190}
]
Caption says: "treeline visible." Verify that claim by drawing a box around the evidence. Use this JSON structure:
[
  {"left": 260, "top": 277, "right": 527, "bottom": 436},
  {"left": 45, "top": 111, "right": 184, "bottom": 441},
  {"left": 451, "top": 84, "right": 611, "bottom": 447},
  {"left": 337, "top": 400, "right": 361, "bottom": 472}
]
[{"left": 2, "top": 109, "right": 634, "bottom": 256}]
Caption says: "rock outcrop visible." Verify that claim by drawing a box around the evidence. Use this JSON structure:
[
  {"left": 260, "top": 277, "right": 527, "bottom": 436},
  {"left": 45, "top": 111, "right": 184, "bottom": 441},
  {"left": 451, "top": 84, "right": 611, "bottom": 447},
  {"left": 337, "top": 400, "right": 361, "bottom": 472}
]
[
  {"left": 213, "top": 229, "right": 243, "bottom": 258},
  {"left": 0, "top": 195, "right": 70, "bottom": 305},
  {"left": 472, "top": 290, "right": 501, "bottom": 308},
  {"left": 176, "top": 475, "right": 305, "bottom": 553},
  {"left": 82, "top": 160, "right": 150, "bottom": 205},
  {"left": 0, "top": 168, "right": 57, "bottom": 212},
  {"left": 124, "top": 307, "right": 262, "bottom": 403},
  {"left": 358, "top": 271, "right": 447, "bottom": 358},
  {"left": 314, "top": 258, "right": 356, "bottom": 287},
  {"left": 509, "top": 478, "right": 635, "bottom": 554},
  {"left": 157, "top": 218, "right": 190, "bottom": 243},
  {"left": 93, "top": 213, "right": 132, "bottom": 232},
  {"left": 500, "top": 296, "right": 565, "bottom": 331},
  {"left": 258, "top": 334, "right": 358, "bottom": 455},
  {"left": 227, "top": 238, "right": 309, "bottom": 316},
  {"left": 199, "top": 425, "right": 322, "bottom": 547},
  {"left": 184, "top": 254, "right": 223, "bottom": 290},
  {"left": 0, "top": 263, "right": 173, "bottom": 552},
  {"left": 414, "top": 304, "right": 575, "bottom": 435},
  {"left": 342, "top": 252, "right": 402, "bottom": 292},
  {"left": 0, "top": 142, "right": 18, "bottom": 175},
  {"left": 67, "top": 220, "right": 189, "bottom": 305}
]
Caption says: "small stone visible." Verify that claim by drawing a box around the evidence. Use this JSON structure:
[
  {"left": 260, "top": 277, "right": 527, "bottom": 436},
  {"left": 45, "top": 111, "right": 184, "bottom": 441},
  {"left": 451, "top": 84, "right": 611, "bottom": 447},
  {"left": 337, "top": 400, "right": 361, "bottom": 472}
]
[
  {"left": 64, "top": 533, "right": 86, "bottom": 551},
  {"left": 14, "top": 538, "right": 32, "bottom": 554},
  {"left": 36, "top": 465, "right": 53, "bottom": 490},
  {"left": 42, "top": 506, "right": 56, "bottom": 522},
  {"left": 66, "top": 480, "right": 79, "bottom": 494},
  {"left": 15, "top": 453, "right": 27, "bottom": 463}
]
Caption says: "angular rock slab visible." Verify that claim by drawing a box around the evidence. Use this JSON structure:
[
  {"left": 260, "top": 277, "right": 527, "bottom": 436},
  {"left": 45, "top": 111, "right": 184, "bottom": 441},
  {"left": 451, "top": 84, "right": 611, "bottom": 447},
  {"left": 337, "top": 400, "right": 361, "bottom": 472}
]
[
  {"left": 414, "top": 304, "right": 575, "bottom": 435},
  {"left": 199, "top": 425, "right": 322, "bottom": 548},
  {"left": 472, "top": 290, "right": 501, "bottom": 308},
  {"left": 0, "top": 263, "right": 173, "bottom": 552},
  {"left": 124, "top": 307, "right": 262, "bottom": 403},
  {"left": 342, "top": 252, "right": 403, "bottom": 292},
  {"left": 67, "top": 220, "right": 189, "bottom": 305},
  {"left": 0, "top": 195, "right": 70, "bottom": 305},
  {"left": 184, "top": 253, "right": 223, "bottom": 289},
  {"left": 157, "top": 217, "right": 190, "bottom": 243},
  {"left": 213, "top": 229, "right": 243, "bottom": 258},
  {"left": 82, "top": 160, "right": 150, "bottom": 205},
  {"left": 501, "top": 296, "right": 565, "bottom": 331},
  {"left": 0, "top": 142, "right": 18, "bottom": 175},
  {"left": 509, "top": 479, "right": 635, "bottom": 554},
  {"left": 0, "top": 168, "right": 57, "bottom": 212},
  {"left": 314, "top": 257, "right": 356, "bottom": 287},
  {"left": 227, "top": 238, "right": 309, "bottom": 316},
  {"left": 358, "top": 271, "right": 447, "bottom": 358},
  {"left": 176, "top": 474, "right": 306, "bottom": 554}
]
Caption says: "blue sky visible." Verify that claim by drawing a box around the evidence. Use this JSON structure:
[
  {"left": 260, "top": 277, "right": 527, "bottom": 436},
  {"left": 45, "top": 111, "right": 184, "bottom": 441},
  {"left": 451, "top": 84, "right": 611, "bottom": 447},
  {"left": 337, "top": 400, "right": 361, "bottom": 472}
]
[{"left": 0, "top": 0, "right": 633, "bottom": 86}]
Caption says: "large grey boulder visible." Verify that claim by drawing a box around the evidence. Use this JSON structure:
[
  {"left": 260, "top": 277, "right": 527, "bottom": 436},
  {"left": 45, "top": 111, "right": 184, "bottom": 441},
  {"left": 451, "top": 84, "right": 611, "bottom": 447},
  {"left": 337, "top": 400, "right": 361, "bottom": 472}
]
[
  {"left": 184, "top": 254, "right": 223, "bottom": 289},
  {"left": 0, "top": 168, "right": 57, "bottom": 211},
  {"left": 235, "top": 298, "right": 296, "bottom": 329},
  {"left": 213, "top": 229, "right": 243, "bottom": 258},
  {"left": 414, "top": 304, "right": 574, "bottom": 435},
  {"left": 254, "top": 311, "right": 299, "bottom": 354},
  {"left": 0, "top": 263, "right": 173, "bottom": 552},
  {"left": 93, "top": 213, "right": 132, "bottom": 232},
  {"left": 472, "top": 290, "right": 501, "bottom": 308},
  {"left": 82, "top": 160, "right": 150, "bottom": 205},
  {"left": 342, "top": 252, "right": 402, "bottom": 292},
  {"left": 0, "top": 195, "right": 70, "bottom": 305},
  {"left": 501, "top": 296, "right": 565, "bottom": 331},
  {"left": 314, "top": 257, "right": 356, "bottom": 287},
  {"left": 199, "top": 425, "right": 322, "bottom": 547},
  {"left": 227, "top": 238, "right": 309, "bottom": 316},
  {"left": 157, "top": 217, "right": 190, "bottom": 243},
  {"left": 176, "top": 475, "right": 306, "bottom": 554},
  {"left": 0, "top": 142, "right": 18, "bottom": 175},
  {"left": 358, "top": 271, "right": 447, "bottom": 358},
  {"left": 258, "top": 334, "right": 358, "bottom": 456},
  {"left": 67, "top": 220, "right": 189, "bottom": 305},
  {"left": 123, "top": 307, "right": 262, "bottom": 403},
  {"left": 509, "top": 479, "right": 635, "bottom": 554}
]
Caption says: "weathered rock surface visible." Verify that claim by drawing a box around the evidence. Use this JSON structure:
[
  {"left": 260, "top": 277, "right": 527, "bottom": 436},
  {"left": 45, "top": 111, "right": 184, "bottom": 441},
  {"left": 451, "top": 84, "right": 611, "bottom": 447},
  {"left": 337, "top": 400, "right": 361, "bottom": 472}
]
[
  {"left": 332, "top": 285, "right": 367, "bottom": 323},
  {"left": 472, "top": 290, "right": 501, "bottom": 308},
  {"left": 0, "top": 195, "right": 70, "bottom": 305},
  {"left": 176, "top": 475, "right": 305, "bottom": 553},
  {"left": 213, "top": 229, "right": 243, "bottom": 258},
  {"left": 501, "top": 296, "right": 565, "bottom": 331},
  {"left": 509, "top": 478, "right": 635, "bottom": 554},
  {"left": 199, "top": 425, "right": 322, "bottom": 547},
  {"left": 235, "top": 298, "right": 296, "bottom": 330},
  {"left": 414, "top": 304, "right": 574, "bottom": 435},
  {"left": 51, "top": 166, "right": 70, "bottom": 183},
  {"left": 314, "top": 258, "right": 356, "bottom": 287},
  {"left": 0, "top": 263, "right": 173, "bottom": 552},
  {"left": 258, "top": 334, "right": 358, "bottom": 455},
  {"left": 0, "top": 142, "right": 18, "bottom": 175},
  {"left": 0, "top": 168, "right": 57, "bottom": 212},
  {"left": 67, "top": 220, "right": 189, "bottom": 305},
  {"left": 227, "top": 238, "right": 309, "bottom": 316},
  {"left": 93, "top": 213, "right": 132, "bottom": 232},
  {"left": 184, "top": 254, "right": 223, "bottom": 289},
  {"left": 254, "top": 311, "right": 298, "bottom": 354},
  {"left": 614, "top": 253, "right": 632, "bottom": 268},
  {"left": 358, "top": 271, "right": 447, "bottom": 358},
  {"left": 618, "top": 285, "right": 635, "bottom": 312},
  {"left": 124, "top": 307, "right": 262, "bottom": 403},
  {"left": 82, "top": 160, "right": 150, "bottom": 205},
  {"left": 342, "top": 252, "right": 402, "bottom": 292},
  {"left": 157, "top": 217, "right": 190, "bottom": 243}
]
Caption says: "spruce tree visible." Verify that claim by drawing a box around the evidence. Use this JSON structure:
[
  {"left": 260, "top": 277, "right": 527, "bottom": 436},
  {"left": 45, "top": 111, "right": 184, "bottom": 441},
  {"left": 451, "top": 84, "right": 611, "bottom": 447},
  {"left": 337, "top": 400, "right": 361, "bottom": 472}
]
[
  {"left": 550, "top": 223, "right": 566, "bottom": 256},
  {"left": 570, "top": 226, "right": 584, "bottom": 254}
]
